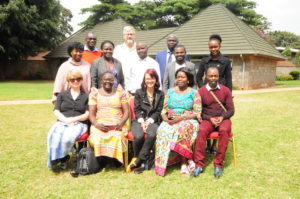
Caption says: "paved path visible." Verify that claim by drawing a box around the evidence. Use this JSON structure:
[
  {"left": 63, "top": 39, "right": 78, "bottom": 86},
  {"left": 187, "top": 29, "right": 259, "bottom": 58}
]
[
  {"left": 0, "top": 87, "right": 299, "bottom": 106},
  {"left": 233, "top": 87, "right": 300, "bottom": 95}
]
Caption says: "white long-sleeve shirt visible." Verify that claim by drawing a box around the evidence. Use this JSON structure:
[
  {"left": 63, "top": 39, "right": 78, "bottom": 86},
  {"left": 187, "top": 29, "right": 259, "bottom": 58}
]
[
  {"left": 113, "top": 42, "right": 139, "bottom": 89},
  {"left": 127, "top": 56, "right": 162, "bottom": 93}
]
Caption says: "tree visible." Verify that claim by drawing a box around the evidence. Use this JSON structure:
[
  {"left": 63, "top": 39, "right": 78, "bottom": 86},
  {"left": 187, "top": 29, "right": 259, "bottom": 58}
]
[
  {"left": 80, "top": 0, "right": 134, "bottom": 28},
  {"left": 80, "top": 0, "right": 269, "bottom": 31},
  {"left": 0, "top": 0, "right": 72, "bottom": 64},
  {"left": 269, "top": 31, "right": 300, "bottom": 48},
  {"left": 292, "top": 52, "right": 300, "bottom": 66}
]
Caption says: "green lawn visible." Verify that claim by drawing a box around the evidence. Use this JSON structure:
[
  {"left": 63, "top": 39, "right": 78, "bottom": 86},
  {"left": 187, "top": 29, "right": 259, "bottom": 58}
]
[
  {"left": 0, "top": 81, "right": 53, "bottom": 100},
  {"left": 0, "top": 91, "right": 299, "bottom": 199},
  {"left": 275, "top": 80, "right": 300, "bottom": 88}
]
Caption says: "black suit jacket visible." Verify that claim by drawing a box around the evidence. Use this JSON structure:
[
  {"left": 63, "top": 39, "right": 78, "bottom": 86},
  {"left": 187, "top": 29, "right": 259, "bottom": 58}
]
[
  {"left": 134, "top": 89, "right": 164, "bottom": 123},
  {"left": 90, "top": 57, "right": 124, "bottom": 89}
]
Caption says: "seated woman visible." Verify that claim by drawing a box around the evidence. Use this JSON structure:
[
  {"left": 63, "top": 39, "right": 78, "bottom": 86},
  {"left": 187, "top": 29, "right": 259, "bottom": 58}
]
[
  {"left": 127, "top": 69, "right": 164, "bottom": 173},
  {"left": 155, "top": 67, "right": 202, "bottom": 176},
  {"left": 88, "top": 71, "right": 129, "bottom": 166},
  {"left": 47, "top": 70, "right": 89, "bottom": 169},
  {"left": 91, "top": 40, "right": 124, "bottom": 89},
  {"left": 52, "top": 42, "right": 91, "bottom": 103}
]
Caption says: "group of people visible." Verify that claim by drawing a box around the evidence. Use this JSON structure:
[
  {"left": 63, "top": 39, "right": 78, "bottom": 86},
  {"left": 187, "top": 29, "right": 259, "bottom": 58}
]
[{"left": 47, "top": 25, "right": 234, "bottom": 178}]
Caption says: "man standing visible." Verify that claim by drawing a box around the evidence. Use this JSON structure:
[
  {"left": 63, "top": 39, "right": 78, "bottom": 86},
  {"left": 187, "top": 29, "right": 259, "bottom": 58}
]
[
  {"left": 156, "top": 34, "right": 178, "bottom": 84},
  {"left": 192, "top": 67, "right": 234, "bottom": 178},
  {"left": 127, "top": 41, "right": 161, "bottom": 94},
  {"left": 163, "top": 45, "right": 195, "bottom": 92},
  {"left": 113, "top": 26, "right": 139, "bottom": 89},
  {"left": 82, "top": 32, "right": 102, "bottom": 65}
]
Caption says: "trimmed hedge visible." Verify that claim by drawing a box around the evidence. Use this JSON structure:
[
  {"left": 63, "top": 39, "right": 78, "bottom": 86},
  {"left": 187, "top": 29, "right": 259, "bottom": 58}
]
[
  {"left": 289, "top": 71, "right": 300, "bottom": 80},
  {"left": 276, "top": 75, "right": 294, "bottom": 81}
]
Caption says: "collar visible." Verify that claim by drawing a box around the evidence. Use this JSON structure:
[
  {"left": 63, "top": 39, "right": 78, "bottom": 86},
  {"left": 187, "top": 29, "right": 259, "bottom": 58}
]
[
  {"left": 206, "top": 83, "right": 221, "bottom": 91},
  {"left": 68, "top": 57, "right": 82, "bottom": 66},
  {"left": 66, "top": 88, "right": 84, "bottom": 100},
  {"left": 204, "top": 53, "right": 227, "bottom": 64},
  {"left": 139, "top": 56, "right": 148, "bottom": 62},
  {"left": 167, "top": 49, "right": 173, "bottom": 54},
  {"left": 84, "top": 45, "right": 98, "bottom": 52},
  {"left": 176, "top": 61, "right": 186, "bottom": 66},
  {"left": 123, "top": 42, "right": 136, "bottom": 51}
]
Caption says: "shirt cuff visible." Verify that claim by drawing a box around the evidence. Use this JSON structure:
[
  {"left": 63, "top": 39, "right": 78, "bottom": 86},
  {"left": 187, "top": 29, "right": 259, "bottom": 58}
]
[
  {"left": 137, "top": 118, "right": 144, "bottom": 123},
  {"left": 146, "top": 118, "right": 154, "bottom": 124}
]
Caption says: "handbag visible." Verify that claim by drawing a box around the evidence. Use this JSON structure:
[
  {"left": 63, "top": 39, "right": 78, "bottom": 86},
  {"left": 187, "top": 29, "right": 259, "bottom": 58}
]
[{"left": 73, "top": 147, "right": 100, "bottom": 176}]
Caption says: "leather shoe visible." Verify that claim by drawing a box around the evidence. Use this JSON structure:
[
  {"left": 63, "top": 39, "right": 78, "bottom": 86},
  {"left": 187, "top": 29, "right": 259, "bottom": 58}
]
[
  {"left": 214, "top": 167, "right": 222, "bottom": 178},
  {"left": 190, "top": 166, "right": 203, "bottom": 177}
]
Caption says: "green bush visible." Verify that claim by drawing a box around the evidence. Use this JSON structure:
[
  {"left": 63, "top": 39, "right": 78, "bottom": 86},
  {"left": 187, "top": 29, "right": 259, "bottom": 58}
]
[
  {"left": 289, "top": 71, "right": 300, "bottom": 80},
  {"left": 276, "top": 75, "right": 294, "bottom": 81}
]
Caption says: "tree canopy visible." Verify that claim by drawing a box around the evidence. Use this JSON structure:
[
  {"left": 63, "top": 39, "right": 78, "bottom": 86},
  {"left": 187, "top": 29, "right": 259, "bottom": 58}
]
[
  {"left": 269, "top": 31, "right": 300, "bottom": 48},
  {"left": 0, "top": 0, "right": 72, "bottom": 63},
  {"left": 81, "top": 0, "right": 268, "bottom": 31}
]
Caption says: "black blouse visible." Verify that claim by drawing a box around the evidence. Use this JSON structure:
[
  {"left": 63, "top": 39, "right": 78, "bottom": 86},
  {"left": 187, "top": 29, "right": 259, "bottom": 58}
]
[{"left": 55, "top": 89, "right": 88, "bottom": 118}]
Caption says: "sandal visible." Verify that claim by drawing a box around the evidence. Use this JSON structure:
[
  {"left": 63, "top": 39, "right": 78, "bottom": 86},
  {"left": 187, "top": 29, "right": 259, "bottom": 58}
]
[
  {"left": 187, "top": 160, "right": 196, "bottom": 172},
  {"left": 126, "top": 157, "right": 137, "bottom": 173},
  {"left": 180, "top": 164, "right": 189, "bottom": 176}
]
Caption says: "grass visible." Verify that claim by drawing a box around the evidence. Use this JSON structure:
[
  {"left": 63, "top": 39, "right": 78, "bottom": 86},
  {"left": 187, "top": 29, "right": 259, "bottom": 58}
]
[
  {"left": 0, "top": 80, "right": 53, "bottom": 100},
  {"left": 275, "top": 80, "right": 300, "bottom": 88},
  {"left": 0, "top": 91, "right": 300, "bottom": 199}
]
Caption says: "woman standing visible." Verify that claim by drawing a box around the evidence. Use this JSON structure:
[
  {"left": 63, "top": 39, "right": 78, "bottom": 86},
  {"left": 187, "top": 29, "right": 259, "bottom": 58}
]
[
  {"left": 88, "top": 71, "right": 129, "bottom": 165},
  {"left": 52, "top": 42, "right": 91, "bottom": 103},
  {"left": 48, "top": 70, "right": 89, "bottom": 169},
  {"left": 155, "top": 67, "right": 202, "bottom": 176},
  {"left": 127, "top": 69, "right": 164, "bottom": 173},
  {"left": 90, "top": 40, "right": 124, "bottom": 89}
]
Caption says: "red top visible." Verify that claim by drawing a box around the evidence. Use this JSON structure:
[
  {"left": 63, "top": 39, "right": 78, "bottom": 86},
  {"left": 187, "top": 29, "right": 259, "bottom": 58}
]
[
  {"left": 198, "top": 84, "right": 234, "bottom": 120},
  {"left": 82, "top": 50, "right": 103, "bottom": 65}
]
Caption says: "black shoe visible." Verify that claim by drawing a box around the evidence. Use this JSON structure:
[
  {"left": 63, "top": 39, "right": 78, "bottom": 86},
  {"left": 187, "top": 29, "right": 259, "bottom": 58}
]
[
  {"left": 70, "top": 171, "right": 79, "bottom": 178},
  {"left": 214, "top": 167, "right": 222, "bottom": 178},
  {"left": 134, "top": 164, "right": 145, "bottom": 175},
  {"left": 129, "top": 158, "right": 142, "bottom": 170},
  {"left": 205, "top": 147, "right": 211, "bottom": 154},
  {"left": 191, "top": 166, "right": 203, "bottom": 177}
]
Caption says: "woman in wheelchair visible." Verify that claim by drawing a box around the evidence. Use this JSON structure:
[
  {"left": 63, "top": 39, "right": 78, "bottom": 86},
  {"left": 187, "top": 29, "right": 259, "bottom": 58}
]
[
  {"left": 88, "top": 71, "right": 129, "bottom": 167},
  {"left": 127, "top": 69, "right": 164, "bottom": 173},
  {"left": 47, "top": 70, "right": 89, "bottom": 170}
]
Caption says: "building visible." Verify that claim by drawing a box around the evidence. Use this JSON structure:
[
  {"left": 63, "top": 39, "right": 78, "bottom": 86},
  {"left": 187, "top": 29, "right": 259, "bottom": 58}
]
[{"left": 47, "top": 4, "right": 285, "bottom": 89}]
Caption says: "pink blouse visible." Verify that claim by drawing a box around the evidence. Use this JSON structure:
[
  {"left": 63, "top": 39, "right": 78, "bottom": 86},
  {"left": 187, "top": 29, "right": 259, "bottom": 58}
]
[{"left": 52, "top": 58, "right": 91, "bottom": 101}]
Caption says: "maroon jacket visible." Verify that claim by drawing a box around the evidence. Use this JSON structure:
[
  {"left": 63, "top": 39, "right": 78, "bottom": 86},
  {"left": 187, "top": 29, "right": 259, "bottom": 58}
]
[{"left": 198, "top": 84, "right": 234, "bottom": 120}]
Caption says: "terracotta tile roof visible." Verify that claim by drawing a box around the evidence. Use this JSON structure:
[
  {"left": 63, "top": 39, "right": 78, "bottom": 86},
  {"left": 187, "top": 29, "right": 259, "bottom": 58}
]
[
  {"left": 27, "top": 51, "right": 50, "bottom": 60},
  {"left": 277, "top": 60, "right": 296, "bottom": 67}
]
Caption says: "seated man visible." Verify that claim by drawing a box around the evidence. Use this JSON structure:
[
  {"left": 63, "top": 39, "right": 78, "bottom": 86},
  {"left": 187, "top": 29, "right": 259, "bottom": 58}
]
[{"left": 192, "top": 67, "right": 234, "bottom": 178}]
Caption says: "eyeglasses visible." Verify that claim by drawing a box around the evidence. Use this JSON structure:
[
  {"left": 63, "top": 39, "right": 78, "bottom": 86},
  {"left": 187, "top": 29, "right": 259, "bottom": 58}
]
[
  {"left": 88, "top": 38, "right": 97, "bottom": 41},
  {"left": 69, "top": 78, "right": 83, "bottom": 83}
]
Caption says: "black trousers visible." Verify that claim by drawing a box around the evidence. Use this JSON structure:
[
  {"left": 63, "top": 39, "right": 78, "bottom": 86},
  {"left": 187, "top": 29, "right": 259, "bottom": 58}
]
[{"left": 131, "top": 121, "right": 158, "bottom": 161}]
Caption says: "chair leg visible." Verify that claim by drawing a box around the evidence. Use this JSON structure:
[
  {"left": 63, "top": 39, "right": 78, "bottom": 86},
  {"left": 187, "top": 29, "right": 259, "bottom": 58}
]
[
  {"left": 124, "top": 140, "right": 129, "bottom": 171},
  {"left": 231, "top": 137, "right": 237, "bottom": 167}
]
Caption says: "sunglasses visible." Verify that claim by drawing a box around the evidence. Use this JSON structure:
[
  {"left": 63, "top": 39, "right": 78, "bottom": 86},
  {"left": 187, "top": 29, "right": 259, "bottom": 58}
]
[
  {"left": 88, "top": 38, "right": 97, "bottom": 41},
  {"left": 69, "top": 78, "right": 83, "bottom": 83}
]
